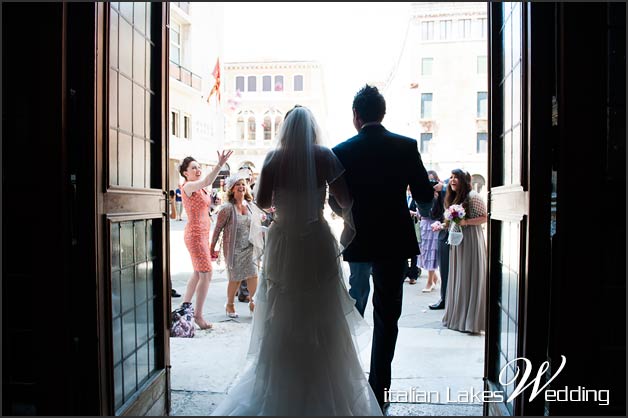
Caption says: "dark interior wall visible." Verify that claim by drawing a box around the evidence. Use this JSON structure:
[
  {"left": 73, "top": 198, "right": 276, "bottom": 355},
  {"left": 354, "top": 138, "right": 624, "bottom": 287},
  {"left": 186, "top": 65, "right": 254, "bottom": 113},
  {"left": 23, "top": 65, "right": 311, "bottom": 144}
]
[
  {"left": 2, "top": 3, "right": 99, "bottom": 415},
  {"left": 2, "top": 3, "right": 67, "bottom": 414},
  {"left": 549, "top": 2, "right": 626, "bottom": 416}
]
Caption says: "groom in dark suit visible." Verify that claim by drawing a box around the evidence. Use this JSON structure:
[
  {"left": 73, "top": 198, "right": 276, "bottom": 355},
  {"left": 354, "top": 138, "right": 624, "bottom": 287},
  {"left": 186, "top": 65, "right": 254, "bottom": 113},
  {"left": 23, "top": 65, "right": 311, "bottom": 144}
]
[{"left": 330, "top": 85, "right": 434, "bottom": 411}]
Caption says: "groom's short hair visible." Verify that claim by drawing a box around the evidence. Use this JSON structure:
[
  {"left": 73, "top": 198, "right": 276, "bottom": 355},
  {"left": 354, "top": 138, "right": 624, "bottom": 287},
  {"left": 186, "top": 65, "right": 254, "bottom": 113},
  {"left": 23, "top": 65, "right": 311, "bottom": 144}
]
[{"left": 352, "top": 84, "right": 386, "bottom": 123}]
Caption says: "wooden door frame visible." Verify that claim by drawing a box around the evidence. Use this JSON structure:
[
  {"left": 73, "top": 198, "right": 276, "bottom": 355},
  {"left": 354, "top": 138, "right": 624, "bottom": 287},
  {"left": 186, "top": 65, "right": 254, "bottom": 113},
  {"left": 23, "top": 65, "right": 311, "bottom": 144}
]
[
  {"left": 95, "top": 3, "right": 111, "bottom": 413},
  {"left": 518, "top": 3, "right": 554, "bottom": 415},
  {"left": 163, "top": 2, "right": 173, "bottom": 414}
]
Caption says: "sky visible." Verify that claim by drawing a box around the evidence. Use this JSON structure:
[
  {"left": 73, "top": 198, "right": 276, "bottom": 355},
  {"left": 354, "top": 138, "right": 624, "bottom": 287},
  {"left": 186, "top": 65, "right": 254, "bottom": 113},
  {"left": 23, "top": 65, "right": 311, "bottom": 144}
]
[{"left": 222, "top": 2, "right": 413, "bottom": 145}]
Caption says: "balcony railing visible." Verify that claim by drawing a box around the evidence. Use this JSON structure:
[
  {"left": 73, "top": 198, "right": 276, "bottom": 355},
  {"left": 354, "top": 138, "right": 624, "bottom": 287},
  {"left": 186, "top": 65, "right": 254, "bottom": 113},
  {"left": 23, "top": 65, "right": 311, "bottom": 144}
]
[
  {"left": 170, "top": 60, "right": 202, "bottom": 91},
  {"left": 172, "top": 2, "right": 190, "bottom": 14}
]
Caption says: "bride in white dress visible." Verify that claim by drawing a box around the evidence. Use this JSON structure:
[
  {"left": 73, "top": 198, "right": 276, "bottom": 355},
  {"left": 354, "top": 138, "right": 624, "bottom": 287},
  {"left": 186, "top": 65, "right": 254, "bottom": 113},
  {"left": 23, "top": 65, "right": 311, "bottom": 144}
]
[{"left": 211, "top": 106, "right": 382, "bottom": 416}]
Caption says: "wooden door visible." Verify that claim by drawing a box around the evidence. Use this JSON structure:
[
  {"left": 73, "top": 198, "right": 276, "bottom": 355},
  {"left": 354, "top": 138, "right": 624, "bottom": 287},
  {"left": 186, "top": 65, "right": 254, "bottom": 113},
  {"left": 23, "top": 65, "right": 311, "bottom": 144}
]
[
  {"left": 485, "top": 2, "right": 555, "bottom": 415},
  {"left": 96, "top": 2, "right": 172, "bottom": 415}
]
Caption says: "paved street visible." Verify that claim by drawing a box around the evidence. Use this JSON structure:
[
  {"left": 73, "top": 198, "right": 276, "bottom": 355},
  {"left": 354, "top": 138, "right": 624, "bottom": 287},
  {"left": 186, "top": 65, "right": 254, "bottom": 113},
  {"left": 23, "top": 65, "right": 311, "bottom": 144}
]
[{"left": 168, "top": 214, "right": 484, "bottom": 416}]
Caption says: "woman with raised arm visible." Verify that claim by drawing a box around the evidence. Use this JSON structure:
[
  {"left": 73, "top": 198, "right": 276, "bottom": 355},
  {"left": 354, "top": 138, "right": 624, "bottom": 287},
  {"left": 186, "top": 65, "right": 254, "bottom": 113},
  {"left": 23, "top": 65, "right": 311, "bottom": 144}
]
[{"left": 178, "top": 150, "right": 233, "bottom": 330}]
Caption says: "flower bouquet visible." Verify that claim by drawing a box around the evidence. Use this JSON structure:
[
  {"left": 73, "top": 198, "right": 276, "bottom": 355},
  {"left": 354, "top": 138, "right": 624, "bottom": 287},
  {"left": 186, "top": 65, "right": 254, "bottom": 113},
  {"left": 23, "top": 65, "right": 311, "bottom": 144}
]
[{"left": 444, "top": 204, "right": 466, "bottom": 246}]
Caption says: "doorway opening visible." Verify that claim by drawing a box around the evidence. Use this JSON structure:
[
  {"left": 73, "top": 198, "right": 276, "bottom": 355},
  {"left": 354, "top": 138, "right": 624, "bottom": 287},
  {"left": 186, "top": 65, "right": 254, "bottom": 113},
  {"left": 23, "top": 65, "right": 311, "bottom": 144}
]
[{"left": 166, "top": 2, "right": 489, "bottom": 416}]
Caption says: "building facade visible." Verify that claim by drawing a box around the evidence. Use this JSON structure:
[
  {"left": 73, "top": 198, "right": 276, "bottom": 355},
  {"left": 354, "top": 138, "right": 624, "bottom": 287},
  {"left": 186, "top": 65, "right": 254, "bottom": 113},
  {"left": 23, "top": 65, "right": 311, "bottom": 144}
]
[
  {"left": 222, "top": 60, "right": 328, "bottom": 176},
  {"left": 168, "top": 2, "right": 225, "bottom": 191},
  {"left": 385, "top": 2, "right": 488, "bottom": 193}
]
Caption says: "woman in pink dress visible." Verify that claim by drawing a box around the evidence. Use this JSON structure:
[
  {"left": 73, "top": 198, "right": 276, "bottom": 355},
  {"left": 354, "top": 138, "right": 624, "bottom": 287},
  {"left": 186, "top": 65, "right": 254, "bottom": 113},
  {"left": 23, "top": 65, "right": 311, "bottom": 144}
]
[{"left": 179, "top": 150, "right": 233, "bottom": 330}]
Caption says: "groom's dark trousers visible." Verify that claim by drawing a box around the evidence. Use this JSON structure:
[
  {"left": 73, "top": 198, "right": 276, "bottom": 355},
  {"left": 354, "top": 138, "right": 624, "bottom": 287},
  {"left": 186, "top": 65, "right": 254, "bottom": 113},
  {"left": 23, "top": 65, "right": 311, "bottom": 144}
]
[{"left": 369, "top": 260, "right": 408, "bottom": 406}]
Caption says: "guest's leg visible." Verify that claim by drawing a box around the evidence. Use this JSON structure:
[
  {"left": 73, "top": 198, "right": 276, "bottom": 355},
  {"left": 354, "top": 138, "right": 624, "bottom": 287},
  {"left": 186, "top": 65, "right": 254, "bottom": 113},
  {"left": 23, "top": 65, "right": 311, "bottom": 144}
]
[
  {"left": 369, "top": 259, "right": 407, "bottom": 407},
  {"left": 192, "top": 271, "right": 213, "bottom": 329},
  {"left": 348, "top": 262, "right": 372, "bottom": 317},
  {"left": 408, "top": 255, "right": 419, "bottom": 284},
  {"left": 194, "top": 271, "right": 211, "bottom": 315},
  {"left": 183, "top": 271, "right": 200, "bottom": 304},
  {"left": 246, "top": 276, "right": 257, "bottom": 299},
  {"left": 426, "top": 270, "right": 438, "bottom": 288},
  {"left": 226, "top": 280, "right": 240, "bottom": 316},
  {"left": 246, "top": 275, "right": 258, "bottom": 312}
]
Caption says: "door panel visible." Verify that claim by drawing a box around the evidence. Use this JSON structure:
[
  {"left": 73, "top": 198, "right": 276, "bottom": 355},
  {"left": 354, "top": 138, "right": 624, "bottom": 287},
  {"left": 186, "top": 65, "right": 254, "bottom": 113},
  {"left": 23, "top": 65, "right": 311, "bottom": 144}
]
[
  {"left": 486, "top": 2, "right": 526, "bottom": 415},
  {"left": 97, "top": 2, "right": 171, "bottom": 415},
  {"left": 486, "top": 2, "right": 555, "bottom": 415}
]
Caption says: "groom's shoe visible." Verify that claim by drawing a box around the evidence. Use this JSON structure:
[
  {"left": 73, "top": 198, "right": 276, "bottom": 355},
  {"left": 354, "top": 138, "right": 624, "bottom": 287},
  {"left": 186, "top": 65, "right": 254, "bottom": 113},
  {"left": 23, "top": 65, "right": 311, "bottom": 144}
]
[
  {"left": 381, "top": 401, "right": 391, "bottom": 415},
  {"left": 429, "top": 300, "right": 445, "bottom": 310}
]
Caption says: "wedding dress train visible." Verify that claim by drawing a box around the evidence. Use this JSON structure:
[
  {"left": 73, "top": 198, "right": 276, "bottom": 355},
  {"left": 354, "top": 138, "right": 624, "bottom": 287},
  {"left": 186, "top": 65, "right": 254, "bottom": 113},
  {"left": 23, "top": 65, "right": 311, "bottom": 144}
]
[{"left": 211, "top": 201, "right": 381, "bottom": 416}]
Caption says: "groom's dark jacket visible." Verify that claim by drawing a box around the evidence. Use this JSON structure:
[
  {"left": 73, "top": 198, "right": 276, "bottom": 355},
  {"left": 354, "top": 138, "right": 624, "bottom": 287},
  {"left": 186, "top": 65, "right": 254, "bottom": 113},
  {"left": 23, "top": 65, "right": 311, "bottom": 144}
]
[{"left": 331, "top": 124, "right": 434, "bottom": 262}]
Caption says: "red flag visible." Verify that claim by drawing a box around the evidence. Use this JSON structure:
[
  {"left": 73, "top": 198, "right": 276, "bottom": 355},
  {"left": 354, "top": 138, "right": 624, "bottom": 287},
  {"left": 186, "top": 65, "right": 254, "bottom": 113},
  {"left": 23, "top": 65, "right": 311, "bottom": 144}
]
[
  {"left": 208, "top": 58, "right": 221, "bottom": 104},
  {"left": 212, "top": 57, "right": 220, "bottom": 79}
]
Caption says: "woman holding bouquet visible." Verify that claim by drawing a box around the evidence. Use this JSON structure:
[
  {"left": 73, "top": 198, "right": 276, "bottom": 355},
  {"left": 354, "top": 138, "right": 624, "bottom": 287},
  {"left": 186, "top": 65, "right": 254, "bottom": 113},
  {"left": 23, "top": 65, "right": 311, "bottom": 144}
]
[{"left": 437, "top": 169, "right": 487, "bottom": 333}]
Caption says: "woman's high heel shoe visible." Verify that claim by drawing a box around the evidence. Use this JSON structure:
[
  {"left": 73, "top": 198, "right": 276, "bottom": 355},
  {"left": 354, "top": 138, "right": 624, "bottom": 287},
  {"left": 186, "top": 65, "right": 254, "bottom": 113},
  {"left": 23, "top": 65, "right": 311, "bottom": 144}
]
[
  {"left": 249, "top": 300, "right": 255, "bottom": 315},
  {"left": 225, "top": 303, "right": 239, "bottom": 318},
  {"left": 422, "top": 284, "right": 434, "bottom": 293}
]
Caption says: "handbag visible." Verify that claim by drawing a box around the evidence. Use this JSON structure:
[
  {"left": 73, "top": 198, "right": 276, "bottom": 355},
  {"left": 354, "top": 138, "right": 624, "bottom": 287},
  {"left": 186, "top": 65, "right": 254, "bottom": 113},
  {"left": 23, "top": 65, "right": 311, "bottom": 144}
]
[
  {"left": 447, "top": 222, "right": 463, "bottom": 246},
  {"left": 171, "top": 302, "right": 195, "bottom": 338}
]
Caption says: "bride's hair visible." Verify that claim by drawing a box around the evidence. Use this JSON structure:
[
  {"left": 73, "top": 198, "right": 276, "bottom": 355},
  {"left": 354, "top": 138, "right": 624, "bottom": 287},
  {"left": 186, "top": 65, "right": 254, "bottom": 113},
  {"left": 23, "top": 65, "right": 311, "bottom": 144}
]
[
  {"left": 276, "top": 105, "right": 322, "bottom": 149},
  {"left": 265, "top": 105, "right": 323, "bottom": 224}
]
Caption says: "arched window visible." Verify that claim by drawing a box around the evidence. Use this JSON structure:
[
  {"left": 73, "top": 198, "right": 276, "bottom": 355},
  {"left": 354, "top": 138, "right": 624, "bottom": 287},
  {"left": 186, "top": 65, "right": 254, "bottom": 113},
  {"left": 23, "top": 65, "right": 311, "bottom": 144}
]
[
  {"left": 471, "top": 174, "right": 486, "bottom": 193},
  {"left": 248, "top": 114, "right": 256, "bottom": 142},
  {"left": 236, "top": 113, "right": 245, "bottom": 141},
  {"left": 263, "top": 112, "right": 272, "bottom": 141},
  {"left": 261, "top": 108, "right": 283, "bottom": 142},
  {"left": 274, "top": 112, "right": 283, "bottom": 138}
]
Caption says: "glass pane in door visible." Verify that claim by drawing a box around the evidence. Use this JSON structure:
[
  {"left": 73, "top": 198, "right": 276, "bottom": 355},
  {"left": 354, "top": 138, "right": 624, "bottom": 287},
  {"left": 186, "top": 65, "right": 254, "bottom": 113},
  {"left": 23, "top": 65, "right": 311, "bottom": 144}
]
[
  {"left": 109, "top": 2, "right": 155, "bottom": 189},
  {"left": 491, "top": 2, "right": 524, "bottom": 415},
  {"left": 502, "top": 3, "right": 523, "bottom": 187},
  {"left": 110, "top": 220, "right": 158, "bottom": 409}
]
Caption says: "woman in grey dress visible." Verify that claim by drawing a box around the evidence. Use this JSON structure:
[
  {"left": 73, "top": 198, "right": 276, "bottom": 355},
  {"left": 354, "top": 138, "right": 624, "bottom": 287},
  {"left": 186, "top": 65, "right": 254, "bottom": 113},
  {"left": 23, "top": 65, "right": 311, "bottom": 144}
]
[
  {"left": 440, "top": 169, "right": 487, "bottom": 334},
  {"left": 211, "top": 173, "right": 259, "bottom": 318}
]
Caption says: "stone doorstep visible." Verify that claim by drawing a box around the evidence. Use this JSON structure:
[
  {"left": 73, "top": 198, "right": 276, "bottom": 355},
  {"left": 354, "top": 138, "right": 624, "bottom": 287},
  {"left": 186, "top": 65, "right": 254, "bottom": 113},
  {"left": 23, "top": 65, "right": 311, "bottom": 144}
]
[
  {"left": 387, "top": 401, "right": 483, "bottom": 416},
  {"left": 170, "top": 390, "right": 482, "bottom": 416}
]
